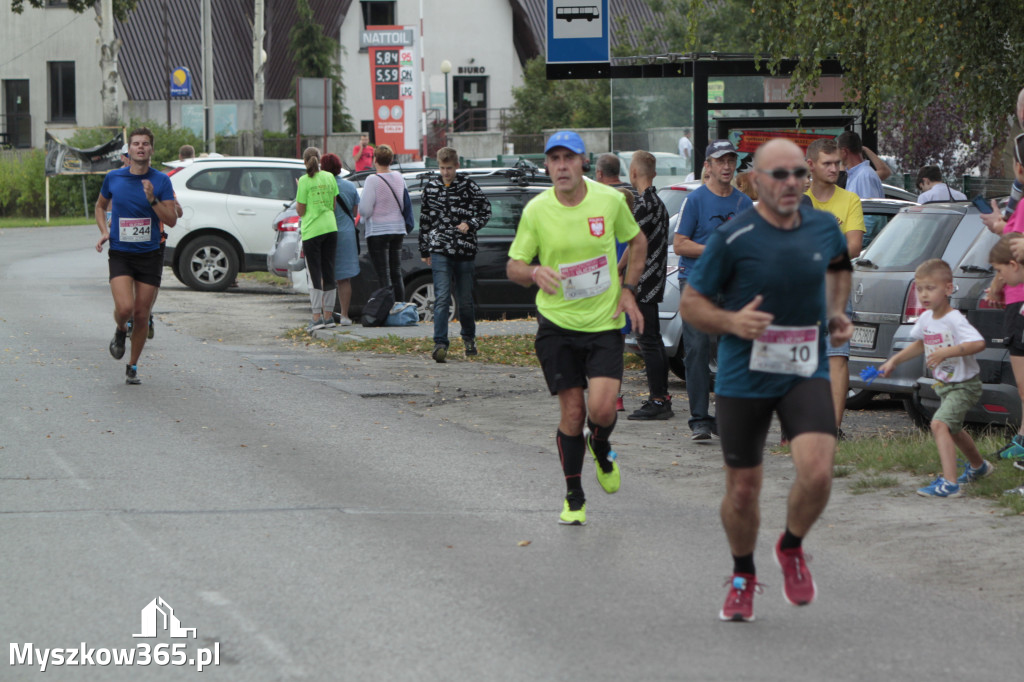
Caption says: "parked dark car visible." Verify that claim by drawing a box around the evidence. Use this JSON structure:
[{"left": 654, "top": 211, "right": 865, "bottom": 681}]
[
  {"left": 847, "top": 202, "right": 1020, "bottom": 427},
  {"left": 269, "top": 167, "right": 552, "bottom": 321}
]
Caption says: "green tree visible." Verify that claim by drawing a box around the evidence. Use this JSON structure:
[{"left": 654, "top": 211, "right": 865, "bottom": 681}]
[
  {"left": 284, "top": 0, "right": 353, "bottom": 135},
  {"left": 11, "top": 0, "right": 139, "bottom": 21},
  {"left": 506, "top": 57, "right": 613, "bottom": 135}
]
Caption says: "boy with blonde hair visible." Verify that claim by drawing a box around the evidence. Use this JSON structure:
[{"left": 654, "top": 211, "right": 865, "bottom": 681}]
[{"left": 879, "top": 259, "right": 992, "bottom": 497}]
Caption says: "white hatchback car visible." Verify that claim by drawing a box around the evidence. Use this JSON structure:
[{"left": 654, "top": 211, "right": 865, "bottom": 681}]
[{"left": 164, "top": 157, "right": 317, "bottom": 291}]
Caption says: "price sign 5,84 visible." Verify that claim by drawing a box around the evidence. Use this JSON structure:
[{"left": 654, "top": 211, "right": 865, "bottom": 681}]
[{"left": 375, "top": 49, "right": 399, "bottom": 66}]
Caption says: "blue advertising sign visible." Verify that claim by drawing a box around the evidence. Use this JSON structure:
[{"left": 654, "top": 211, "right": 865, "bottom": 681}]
[
  {"left": 170, "top": 67, "right": 192, "bottom": 97},
  {"left": 546, "top": 1, "right": 609, "bottom": 64}
]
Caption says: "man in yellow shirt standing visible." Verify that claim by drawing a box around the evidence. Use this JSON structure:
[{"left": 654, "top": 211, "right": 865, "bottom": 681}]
[
  {"left": 805, "top": 137, "right": 865, "bottom": 438},
  {"left": 507, "top": 131, "right": 647, "bottom": 526}
]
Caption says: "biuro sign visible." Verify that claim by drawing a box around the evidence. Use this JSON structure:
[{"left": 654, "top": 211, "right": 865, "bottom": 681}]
[{"left": 364, "top": 25, "right": 418, "bottom": 159}]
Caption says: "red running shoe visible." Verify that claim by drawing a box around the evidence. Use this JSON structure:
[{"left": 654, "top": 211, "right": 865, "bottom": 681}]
[
  {"left": 774, "top": 534, "right": 816, "bottom": 606},
  {"left": 616, "top": 395, "right": 625, "bottom": 411},
  {"left": 718, "top": 573, "right": 762, "bottom": 622}
]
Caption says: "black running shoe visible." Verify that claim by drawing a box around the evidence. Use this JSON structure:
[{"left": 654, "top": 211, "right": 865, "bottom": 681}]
[
  {"left": 147, "top": 315, "right": 155, "bottom": 339},
  {"left": 432, "top": 344, "right": 448, "bottom": 363},
  {"left": 627, "top": 398, "right": 674, "bottom": 421},
  {"left": 464, "top": 339, "right": 478, "bottom": 356},
  {"left": 125, "top": 364, "right": 141, "bottom": 385},
  {"left": 109, "top": 328, "right": 127, "bottom": 359}
]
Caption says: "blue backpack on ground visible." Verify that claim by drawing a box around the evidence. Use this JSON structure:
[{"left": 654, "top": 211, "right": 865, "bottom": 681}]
[{"left": 386, "top": 302, "right": 419, "bottom": 326}]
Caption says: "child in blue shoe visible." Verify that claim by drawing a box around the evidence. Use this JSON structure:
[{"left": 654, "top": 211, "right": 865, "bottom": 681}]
[{"left": 879, "top": 259, "right": 990, "bottom": 498}]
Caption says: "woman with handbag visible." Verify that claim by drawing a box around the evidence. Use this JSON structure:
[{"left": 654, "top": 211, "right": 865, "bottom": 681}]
[
  {"left": 358, "top": 144, "right": 408, "bottom": 303},
  {"left": 294, "top": 146, "right": 339, "bottom": 333},
  {"left": 320, "top": 153, "right": 360, "bottom": 326}
]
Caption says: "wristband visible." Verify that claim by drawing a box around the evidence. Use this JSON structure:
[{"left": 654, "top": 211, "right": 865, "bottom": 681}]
[
  {"left": 149, "top": 198, "right": 158, "bottom": 207},
  {"left": 530, "top": 266, "right": 540, "bottom": 283},
  {"left": 622, "top": 283, "right": 637, "bottom": 295}
]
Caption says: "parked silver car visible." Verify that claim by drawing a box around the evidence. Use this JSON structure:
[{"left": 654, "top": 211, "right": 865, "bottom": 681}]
[{"left": 849, "top": 201, "right": 1019, "bottom": 426}]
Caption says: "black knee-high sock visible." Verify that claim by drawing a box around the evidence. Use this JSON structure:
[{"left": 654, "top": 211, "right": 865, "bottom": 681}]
[
  {"left": 556, "top": 430, "right": 585, "bottom": 495},
  {"left": 586, "top": 417, "right": 616, "bottom": 472}
]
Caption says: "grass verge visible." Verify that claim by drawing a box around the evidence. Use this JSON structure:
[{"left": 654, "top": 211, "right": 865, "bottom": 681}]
[
  {"left": 833, "top": 430, "right": 1024, "bottom": 513},
  {"left": 283, "top": 328, "right": 646, "bottom": 370},
  {"left": 0, "top": 217, "right": 96, "bottom": 228},
  {"left": 237, "top": 271, "right": 291, "bottom": 287}
]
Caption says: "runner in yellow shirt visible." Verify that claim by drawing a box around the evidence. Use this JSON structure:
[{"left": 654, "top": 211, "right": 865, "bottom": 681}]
[{"left": 507, "top": 131, "right": 647, "bottom": 525}]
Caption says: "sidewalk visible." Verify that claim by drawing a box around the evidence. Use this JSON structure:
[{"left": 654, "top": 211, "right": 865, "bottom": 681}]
[{"left": 311, "top": 318, "right": 538, "bottom": 344}]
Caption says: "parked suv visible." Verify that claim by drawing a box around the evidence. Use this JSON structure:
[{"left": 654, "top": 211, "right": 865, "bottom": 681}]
[
  {"left": 848, "top": 202, "right": 1019, "bottom": 426},
  {"left": 165, "top": 157, "right": 311, "bottom": 291}
]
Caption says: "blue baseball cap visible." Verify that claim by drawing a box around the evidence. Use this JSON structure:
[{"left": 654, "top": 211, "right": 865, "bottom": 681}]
[
  {"left": 544, "top": 130, "right": 586, "bottom": 155},
  {"left": 706, "top": 139, "right": 738, "bottom": 159}
]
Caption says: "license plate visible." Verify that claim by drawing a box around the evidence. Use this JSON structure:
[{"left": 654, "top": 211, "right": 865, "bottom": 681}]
[{"left": 850, "top": 324, "right": 876, "bottom": 349}]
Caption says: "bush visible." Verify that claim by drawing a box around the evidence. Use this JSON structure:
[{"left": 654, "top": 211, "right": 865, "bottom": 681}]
[{"left": 0, "top": 122, "right": 202, "bottom": 219}]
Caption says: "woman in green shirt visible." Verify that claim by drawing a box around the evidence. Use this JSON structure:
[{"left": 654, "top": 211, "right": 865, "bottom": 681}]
[{"left": 295, "top": 146, "right": 339, "bottom": 333}]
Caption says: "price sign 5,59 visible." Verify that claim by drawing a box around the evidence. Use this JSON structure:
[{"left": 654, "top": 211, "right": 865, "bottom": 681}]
[{"left": 374, "top": 67, "right": 399, "bottom": 83}]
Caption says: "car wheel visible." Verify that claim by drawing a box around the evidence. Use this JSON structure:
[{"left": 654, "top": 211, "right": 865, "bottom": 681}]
[
  {"left": 845, "top": 388, "right": 877, "bottom": 410},
  {"left": 178, "top": 236, "right": 239, "bottom": 292},
  {"left": 406, "top": 274, "right": 455, "bottom": 323},
  {"left": 902, "top": 393, "right": 932, "bottom": 430}
]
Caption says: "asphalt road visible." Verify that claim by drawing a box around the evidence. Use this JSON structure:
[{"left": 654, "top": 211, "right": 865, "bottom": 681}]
[{"left": 1, "top": 226, "right": 1020, "bottom": 681}]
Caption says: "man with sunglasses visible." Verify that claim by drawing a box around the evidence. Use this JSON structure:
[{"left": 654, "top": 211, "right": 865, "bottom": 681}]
[
  {"left": 680, "top": 139, "right": 852, "bottom": 622},
  {"left": 673, "top": 139, "right": 753, "bottom": 440}
]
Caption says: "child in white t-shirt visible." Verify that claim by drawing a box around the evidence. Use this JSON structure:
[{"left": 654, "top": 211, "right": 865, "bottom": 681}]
[{"left": 879, "top": 259, "right": 991, "bottom": 497}]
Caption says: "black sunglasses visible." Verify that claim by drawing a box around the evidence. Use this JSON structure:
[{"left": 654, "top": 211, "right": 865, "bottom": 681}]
[{"left": 760, "top": 167, "right": 810, "bottom": 181}]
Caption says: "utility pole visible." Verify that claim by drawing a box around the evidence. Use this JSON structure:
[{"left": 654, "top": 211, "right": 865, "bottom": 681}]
[
  {"left": 202, "top": 0, "right": 216, "bottom": 153},
  {"left": 252, "top": 0, "right": 266, "bottom": 156}
]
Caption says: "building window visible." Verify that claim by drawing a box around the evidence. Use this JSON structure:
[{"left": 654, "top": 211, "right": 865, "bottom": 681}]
[
  {"left": 46, "top": 1, "right": 69, "bottom": 7},
  {"left": 361, "top": 1, "right": 395, "bottom": 27},
  {"left": 48, "top": 61, "right": 76, "bottom": 122}
]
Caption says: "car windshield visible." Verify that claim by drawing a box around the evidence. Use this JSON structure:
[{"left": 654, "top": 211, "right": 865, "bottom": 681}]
[{"left": 857, "top": 211, "right": 961, "bottom": 272}]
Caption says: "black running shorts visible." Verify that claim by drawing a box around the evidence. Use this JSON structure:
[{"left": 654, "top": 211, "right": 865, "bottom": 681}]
[
  {"left": 1003, "top": 302, "right": 1024, "bottom": 357},
  {"left": 716, "top": 378, "right": 835, "bottom": 468},
  {"left": 108, "top": 248, "right": 164, "bottom": 287},
  {"left": 534, "top": 316, "right": 624, "bottom": 395}
]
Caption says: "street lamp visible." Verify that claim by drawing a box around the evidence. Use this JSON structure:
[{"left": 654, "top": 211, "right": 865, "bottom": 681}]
[{"left": 440, "top": 59, "right": 452, "bottom": 132}]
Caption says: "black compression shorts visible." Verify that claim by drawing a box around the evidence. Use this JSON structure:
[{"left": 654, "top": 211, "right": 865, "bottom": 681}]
[
  {"left": 534, "top": 316, "right": 624, "bottom": 395},
  {"left": 108, "top": 248, "right": 163, "bottom": 287},
  {"left": 716, "top": 378, "right": 835, "bottom": 468}
]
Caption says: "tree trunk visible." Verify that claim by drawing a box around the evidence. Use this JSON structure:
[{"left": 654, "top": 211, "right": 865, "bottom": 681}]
[
  {"left": 97, "top": 0, "right": 121, "bottom": 127},
  {"left": 252, "top": 0, "right": 266, "bottom": 156}
]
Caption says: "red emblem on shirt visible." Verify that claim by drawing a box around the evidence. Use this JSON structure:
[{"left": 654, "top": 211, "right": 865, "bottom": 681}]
[{"left": 588, "top": 217, "right": 605, "bottom": 237}]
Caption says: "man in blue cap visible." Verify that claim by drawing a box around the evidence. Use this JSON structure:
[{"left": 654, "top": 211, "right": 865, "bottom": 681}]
[
  {"left": 507, "top": 131, "right": 647, "bottom": 526},
  {"left": 674, "top": 139, "right": 753, "bottom": 440}
]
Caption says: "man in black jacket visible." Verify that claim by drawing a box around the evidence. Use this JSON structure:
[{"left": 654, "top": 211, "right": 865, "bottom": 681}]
[
  {"left": 419, "top": 147, "right": 492, "bottom": 362},
  {"left": 625, "top": 150, "right": 672, "bottom": 420}
]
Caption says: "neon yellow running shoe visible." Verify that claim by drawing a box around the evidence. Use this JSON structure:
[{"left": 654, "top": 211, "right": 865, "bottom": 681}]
[
  {"left": 587, "top": 434, "right": 620, "bottom": 494},
  {"left": 558, "top": 492, "right": 586, "bottom": 525}
]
